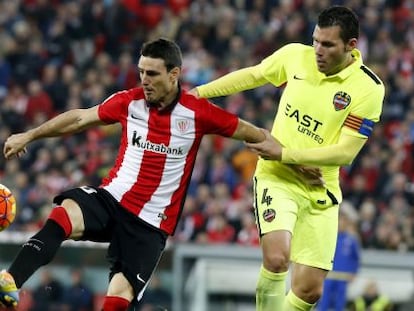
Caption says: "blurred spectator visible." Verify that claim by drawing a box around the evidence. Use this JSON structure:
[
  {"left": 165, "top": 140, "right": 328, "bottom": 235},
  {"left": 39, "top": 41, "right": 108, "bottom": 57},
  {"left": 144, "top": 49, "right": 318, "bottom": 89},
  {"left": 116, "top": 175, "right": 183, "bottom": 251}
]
[
  {"left": 30, "top": 269, "right": 65, "bottom": 311},
  {"left": 0, "top": 54, "right": 11, "bottom": 98},
  {"left": 42, "top": 63, "right": 68, "bottom": 112},
  {"left": 111, "top": 51, "right": 138, "bottom": 90},
  {"left": 231, "top": 147, "right": 258, "bottom": 183},
  {"left": 44, "top": 19, "right": 71, "bottom": 66},
  {"left": 25, "top": 80, "right": 54, "bottom": 124},
  {"left": 1, "top": 92, "right": 24, "bottom": 133},
  {"left": 358, "top": 199, "right": 378, "bottom": 248},
  {"left": 206, "top": 213, "right": 236, "bottom": 243},
  {"left": 175, "top": 195, "right": 206, "bottom": 242},
  {"left": 236, "top": 210, "right": 259, "bottom": 246},
  {"left": 381, "top": 172, "right": 414, "bottom": 206},
  {"left": 149, "top": 8, "right": 181, "bottom": 40},
  {"left": 205, "top": 154, "right": 238, "bottom": 191},
  {"left": 61, "top": 268, "right": 94, "bottom": 311},
  {"left": 349, "top": 279, "right": 393, "bottom": 311}
]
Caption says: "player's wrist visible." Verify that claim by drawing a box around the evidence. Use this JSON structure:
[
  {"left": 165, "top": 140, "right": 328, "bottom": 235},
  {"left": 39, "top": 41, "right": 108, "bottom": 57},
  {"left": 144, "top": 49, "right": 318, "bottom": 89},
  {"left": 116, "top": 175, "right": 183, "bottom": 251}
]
[{"left": 26, "top": 129, "right": 38, "bottom": 143}]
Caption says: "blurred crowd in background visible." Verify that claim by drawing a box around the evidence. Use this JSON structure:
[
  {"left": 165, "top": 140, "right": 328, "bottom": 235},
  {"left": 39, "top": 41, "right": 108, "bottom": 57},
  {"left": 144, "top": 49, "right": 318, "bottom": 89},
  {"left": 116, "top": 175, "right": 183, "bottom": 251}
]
[{"left": 0, "top": 0, "right": 413, "bottom": 254}]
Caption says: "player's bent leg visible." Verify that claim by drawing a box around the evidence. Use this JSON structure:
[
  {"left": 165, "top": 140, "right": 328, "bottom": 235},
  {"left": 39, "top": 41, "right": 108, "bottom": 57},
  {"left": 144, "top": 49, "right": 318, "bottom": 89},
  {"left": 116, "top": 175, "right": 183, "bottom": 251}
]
[
  {"left": 103, "top": 272, "right": 133, "bottom": 311},
  {"left": 256, "top": 230, "right": 291, "bottom": 311},
  {"left": 0, "top": 270, "right": 19, "bottom": 308},
  {"left": 5, "top": 202, "right": 80, "bottom": 302},
  {"left": 284, "top": 263, "right": 328, "bottom": 311}
]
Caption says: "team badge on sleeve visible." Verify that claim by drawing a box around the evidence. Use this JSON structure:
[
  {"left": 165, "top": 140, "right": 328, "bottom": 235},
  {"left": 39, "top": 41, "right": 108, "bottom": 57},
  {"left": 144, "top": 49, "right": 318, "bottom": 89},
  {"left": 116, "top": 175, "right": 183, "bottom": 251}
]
[
  {"left": 263, "top": 209, "right": 276, "bottom": 222},
  {"left": 344, "top": 114, "right": 375, "bottom": 137},
  {"left": 333, "top": 91, "right": 351, "bottom": 111}
]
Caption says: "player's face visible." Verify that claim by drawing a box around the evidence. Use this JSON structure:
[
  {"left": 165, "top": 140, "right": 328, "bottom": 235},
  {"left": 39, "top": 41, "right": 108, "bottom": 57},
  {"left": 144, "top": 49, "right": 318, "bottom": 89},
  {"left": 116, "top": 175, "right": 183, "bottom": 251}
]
[
  {"left": 138, "top": 56, "right": 179, "bottom": 105},
  {"left": 312, "top": 25, "right": 356, "bottom": 76}
]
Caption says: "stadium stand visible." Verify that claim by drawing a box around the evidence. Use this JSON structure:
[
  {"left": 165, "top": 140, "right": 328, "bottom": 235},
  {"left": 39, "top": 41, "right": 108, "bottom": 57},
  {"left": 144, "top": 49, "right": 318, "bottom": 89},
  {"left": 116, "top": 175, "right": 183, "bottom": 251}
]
[{"left": 0, "top": 0, "right": 414, "bottom": 309}]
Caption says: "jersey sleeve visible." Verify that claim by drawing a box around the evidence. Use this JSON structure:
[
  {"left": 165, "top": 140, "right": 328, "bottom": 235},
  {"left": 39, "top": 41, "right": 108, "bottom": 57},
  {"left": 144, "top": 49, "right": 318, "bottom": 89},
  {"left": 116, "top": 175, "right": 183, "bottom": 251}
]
[
  {"left": 343, "top": 83, "right": 384, "bottom": 138},
  {"left": 199, "top": 98, "right": 239, "bottom": 137},
  {"left": 258, "top": 43, "right": 302, "bottom": 86},
  {"left": 98, "top": 90, "right": 131, "bottom": 124}
]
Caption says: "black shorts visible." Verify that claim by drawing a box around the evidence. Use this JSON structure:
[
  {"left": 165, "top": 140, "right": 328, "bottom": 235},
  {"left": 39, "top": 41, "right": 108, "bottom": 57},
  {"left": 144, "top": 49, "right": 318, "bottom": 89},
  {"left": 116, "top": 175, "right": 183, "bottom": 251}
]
[{"left": 54, "top": 186, "right": 167, "bottom": 299}]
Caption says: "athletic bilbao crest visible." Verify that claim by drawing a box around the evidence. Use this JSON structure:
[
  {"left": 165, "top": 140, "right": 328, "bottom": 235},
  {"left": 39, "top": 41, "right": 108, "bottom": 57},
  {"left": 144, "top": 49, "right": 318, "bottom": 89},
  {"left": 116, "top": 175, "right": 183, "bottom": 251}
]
[
  {"left": 333, "top": 91, "right": 351, "bottom": 111},
  {"left": 176, "top": 119, "right": 191, "bottom": 134},
  {"left": 263, "top": 208, "right": 276, "bottom": 222}
]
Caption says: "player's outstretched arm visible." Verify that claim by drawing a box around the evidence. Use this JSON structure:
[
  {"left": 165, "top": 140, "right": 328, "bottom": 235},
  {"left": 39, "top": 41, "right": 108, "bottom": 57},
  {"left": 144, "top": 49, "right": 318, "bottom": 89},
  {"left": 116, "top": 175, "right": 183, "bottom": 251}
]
[
  {"left": 246, "top": 130, "right": 366, "bottom": 167},
  {"left": 245, "top": 129, "right": 283, "bottom": 160},
  {"left": 194, "top": 65, "right": 267, "bottom": 99},
  {"left": 281, "top": 132, "right": 366, "bottom": 166},
  {"left": 231, "top": 119, "right": 267, "bottom": 143},
  {"left": 3, "top": 106, "right": 104, "bottom": 160}
]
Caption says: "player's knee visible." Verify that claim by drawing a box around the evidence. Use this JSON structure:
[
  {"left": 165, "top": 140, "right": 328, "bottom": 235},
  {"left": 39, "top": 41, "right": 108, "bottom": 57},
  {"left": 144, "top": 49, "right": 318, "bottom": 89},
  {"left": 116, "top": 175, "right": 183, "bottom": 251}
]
[
  {"left": 60, "top": 199, "right": 85, "bottom": 239},
  {"left": 263, "top": 252, "right": 290, "bottom": 272},
  {"left": 47, "top": 206, "right": 73, "bottom": 238},
  {"left": 293, "top": 282, "right": 323, "bottom": 303}
]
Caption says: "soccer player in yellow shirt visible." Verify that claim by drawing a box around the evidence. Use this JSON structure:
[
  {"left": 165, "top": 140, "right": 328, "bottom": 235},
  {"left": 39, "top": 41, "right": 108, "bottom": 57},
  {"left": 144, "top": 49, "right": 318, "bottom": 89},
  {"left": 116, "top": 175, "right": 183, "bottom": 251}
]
[{"left": 191, "top": 6, "right": 384, "bottom": 311}]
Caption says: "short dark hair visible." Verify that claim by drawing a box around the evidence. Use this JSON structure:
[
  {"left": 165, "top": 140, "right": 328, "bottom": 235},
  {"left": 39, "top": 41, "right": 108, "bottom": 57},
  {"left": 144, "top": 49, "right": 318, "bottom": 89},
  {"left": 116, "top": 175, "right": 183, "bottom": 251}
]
[
  {"left": 318, "top": 6, "right": 359, "bottom": 43},
  {"left": 141, "top": 38, "right": 182, "bottom": 71}
]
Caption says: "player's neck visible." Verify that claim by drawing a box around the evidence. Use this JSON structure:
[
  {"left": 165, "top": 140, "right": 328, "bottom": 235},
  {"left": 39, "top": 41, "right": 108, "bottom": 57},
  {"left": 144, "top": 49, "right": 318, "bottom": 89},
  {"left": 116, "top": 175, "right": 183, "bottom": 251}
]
[
  {"left": 156, "top": 86, "right": 180, "bottom": 110},
  {"left": 327, "top": 53, "right": 355, "bottom": 76},
  {"left": 345, "top": 53, "right": 355, "bottom": 68}
]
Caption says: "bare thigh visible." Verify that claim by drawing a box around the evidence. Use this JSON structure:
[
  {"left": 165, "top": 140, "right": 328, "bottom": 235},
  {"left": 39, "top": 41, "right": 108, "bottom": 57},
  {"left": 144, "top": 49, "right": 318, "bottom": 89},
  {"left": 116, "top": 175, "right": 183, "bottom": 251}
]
[
  {"left": 107, "top": 272, "right": 134, "bottom": 301},
  {"left": 61, "top": 198, "right": 85, "bottom": 239}
]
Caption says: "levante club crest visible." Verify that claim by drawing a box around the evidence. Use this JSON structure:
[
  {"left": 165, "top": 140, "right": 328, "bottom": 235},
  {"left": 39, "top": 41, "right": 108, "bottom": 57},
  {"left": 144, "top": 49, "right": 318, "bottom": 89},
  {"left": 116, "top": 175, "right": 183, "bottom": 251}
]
[
  {"left": 263, "top": 208, "right": 276, "bottom": 222},
  {"left": 333, "top": 91, "right": 351, "bottom": 111}
]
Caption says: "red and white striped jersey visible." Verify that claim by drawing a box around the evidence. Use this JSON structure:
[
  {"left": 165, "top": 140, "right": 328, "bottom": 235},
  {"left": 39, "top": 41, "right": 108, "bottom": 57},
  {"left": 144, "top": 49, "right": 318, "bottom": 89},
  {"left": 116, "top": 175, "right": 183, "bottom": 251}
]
[{"left": 97, "top": 87, "right": 238, "bottom": 235}]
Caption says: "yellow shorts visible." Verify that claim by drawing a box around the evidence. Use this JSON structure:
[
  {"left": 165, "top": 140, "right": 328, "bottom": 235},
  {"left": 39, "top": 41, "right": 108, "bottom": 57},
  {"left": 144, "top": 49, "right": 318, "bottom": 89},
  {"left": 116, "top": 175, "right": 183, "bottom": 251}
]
[{"left": 254, "top": 176, "right": 339, "bottom": 270}]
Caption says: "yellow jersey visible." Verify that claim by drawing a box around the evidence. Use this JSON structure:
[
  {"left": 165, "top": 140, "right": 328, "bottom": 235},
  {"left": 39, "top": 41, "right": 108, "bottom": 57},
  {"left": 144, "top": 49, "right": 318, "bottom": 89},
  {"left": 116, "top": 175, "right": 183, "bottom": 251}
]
[{"left": 256, "top": 43, "right": 384, "bottom": 198}]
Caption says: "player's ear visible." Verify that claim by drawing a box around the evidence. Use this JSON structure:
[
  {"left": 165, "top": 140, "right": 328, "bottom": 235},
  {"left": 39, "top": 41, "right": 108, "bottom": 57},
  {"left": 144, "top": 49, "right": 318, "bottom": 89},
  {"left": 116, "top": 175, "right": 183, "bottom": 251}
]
[
  {"left": 169, "top": 67, "right": 180, "bottom": 83},
  {"left": 346, "top": 38, "right": 357, "bottom": 51}
]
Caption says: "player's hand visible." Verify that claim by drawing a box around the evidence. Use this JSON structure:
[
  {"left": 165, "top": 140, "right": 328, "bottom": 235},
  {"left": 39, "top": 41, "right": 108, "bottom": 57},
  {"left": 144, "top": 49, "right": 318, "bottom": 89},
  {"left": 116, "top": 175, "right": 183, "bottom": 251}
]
[
  {"left": 3, "top": 133, "right": 29, "bottom": 160},
  {"left": 288, "top": 164, "right": 325, "bottom": 187},
  {"left": 245, "top": 129, "right": 282, "bottom": 160}
]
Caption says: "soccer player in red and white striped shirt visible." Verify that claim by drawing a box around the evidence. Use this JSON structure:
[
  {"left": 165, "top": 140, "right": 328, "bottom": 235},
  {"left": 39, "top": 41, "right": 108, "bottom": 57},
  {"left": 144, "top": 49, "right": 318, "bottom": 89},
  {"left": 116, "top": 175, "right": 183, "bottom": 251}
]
[{"left": 1, "top": 38, "right": 269, "bottom": 310}]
